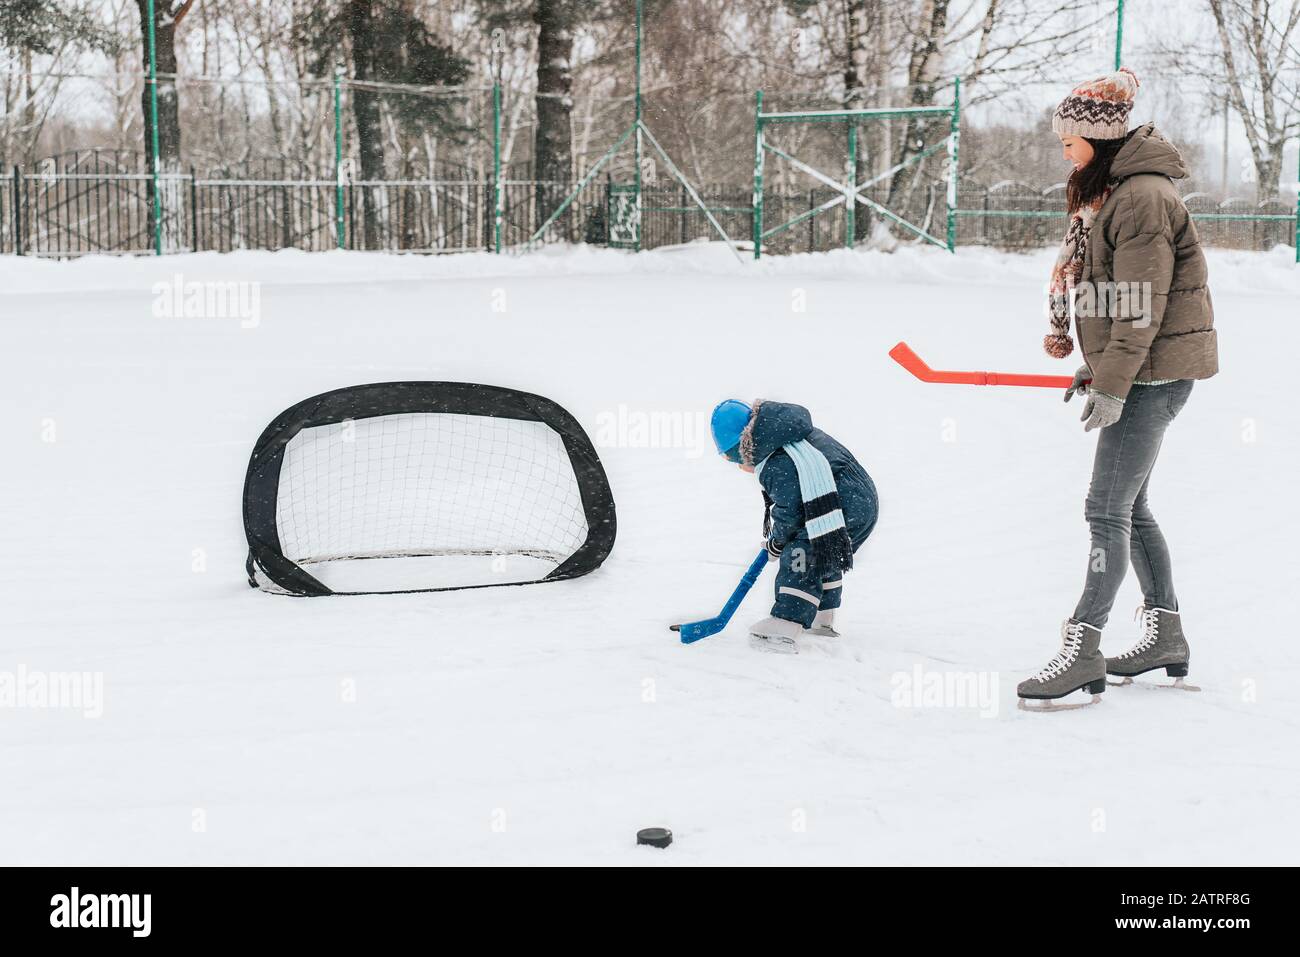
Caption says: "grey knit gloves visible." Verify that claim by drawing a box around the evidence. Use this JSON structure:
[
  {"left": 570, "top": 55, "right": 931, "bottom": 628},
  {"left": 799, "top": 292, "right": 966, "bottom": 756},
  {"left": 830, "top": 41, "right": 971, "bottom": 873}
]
[
  {"left": 1080, "top": 391, "right": 1124, "bottom": 431},
  {"left": 1064, "top": 365, "right": 1123, "bottom": 431},
  {"left": 1064, "top": 365, "right": 1091, "bottom": 402}
]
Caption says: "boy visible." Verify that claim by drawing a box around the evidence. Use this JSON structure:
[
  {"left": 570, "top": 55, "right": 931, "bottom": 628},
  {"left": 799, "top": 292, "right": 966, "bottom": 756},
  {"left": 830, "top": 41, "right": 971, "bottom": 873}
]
[{"left": 711, "top": 399, "right": 879, "bottom": 650}]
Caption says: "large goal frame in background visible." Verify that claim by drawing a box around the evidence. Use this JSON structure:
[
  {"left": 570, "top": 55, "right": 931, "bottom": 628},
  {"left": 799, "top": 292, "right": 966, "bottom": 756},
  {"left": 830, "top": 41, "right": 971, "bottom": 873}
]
[
  {"left": 243, "top": 382, "right": 616, "bottom": 597},
  {"left": 517, "top": 0, "right": 745, "bottom": 262},
  {"left": 751, "top": 80, "right": 961, "bottom": 259}
]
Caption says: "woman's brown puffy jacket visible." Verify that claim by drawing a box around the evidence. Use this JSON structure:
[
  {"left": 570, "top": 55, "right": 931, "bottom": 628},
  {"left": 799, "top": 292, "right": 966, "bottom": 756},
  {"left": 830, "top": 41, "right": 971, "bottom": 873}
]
[{"left": 1077, "top": 123, "right": 1219, "bottom": 399}]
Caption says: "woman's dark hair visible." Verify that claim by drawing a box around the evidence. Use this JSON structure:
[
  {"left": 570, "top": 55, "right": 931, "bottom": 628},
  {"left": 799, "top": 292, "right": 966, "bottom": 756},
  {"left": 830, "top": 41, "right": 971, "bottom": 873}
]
[{"left": 1066, "top": 133, "right": 1131, "bottom": 214}]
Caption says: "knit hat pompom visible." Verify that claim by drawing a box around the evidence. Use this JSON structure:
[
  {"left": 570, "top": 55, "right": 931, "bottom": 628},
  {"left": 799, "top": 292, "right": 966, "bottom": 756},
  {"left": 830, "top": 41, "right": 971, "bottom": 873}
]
[
  {"left": 1052, "top": 67, "right": 1139, "bottom": 140},
  {"left": 1043, "top": 333, "right": 1075, "bottom": 359}
]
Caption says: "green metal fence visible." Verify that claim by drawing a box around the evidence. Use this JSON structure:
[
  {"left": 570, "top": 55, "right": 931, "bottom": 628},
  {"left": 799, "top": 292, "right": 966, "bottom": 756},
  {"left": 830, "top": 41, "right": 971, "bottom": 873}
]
[
  {"left": 6, "top": 0, "right": 1295, "bottom": 261},
  {"left": 752, "top": 83, "right": 961, "bottom": 259},
  {"left": 4, "top": 151, "right": 1295, "bottom": 259},
  {"left": 4, "top": 53, "right": 1297, "bottom": 260}
]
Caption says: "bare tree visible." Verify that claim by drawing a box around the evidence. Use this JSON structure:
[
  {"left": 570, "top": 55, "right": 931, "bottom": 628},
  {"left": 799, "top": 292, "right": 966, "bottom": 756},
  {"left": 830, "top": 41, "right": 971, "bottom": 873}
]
[
  {"left": 0, "top": 0, "right": 119, "bottom": 165},
  {"left": 885, "top": 0, "right": 948, "bottom": 215},
  {"left": 844, "top": 0, "right": 880, "bottom": 240},
  {"left": 527, "top": 0, "right": 586, "bottom": 231},
  {"left": 134, "top": 1, "right": 194, "bottom": 168},
  {"left": 1207, "top": 0, "right": 1299, "bottom": 203},
  {"left": 297, "top": 0, "right": 468, "bottom": 246},
  {"left": 108, "top": 0, "right": 143, "bottom": 162}
]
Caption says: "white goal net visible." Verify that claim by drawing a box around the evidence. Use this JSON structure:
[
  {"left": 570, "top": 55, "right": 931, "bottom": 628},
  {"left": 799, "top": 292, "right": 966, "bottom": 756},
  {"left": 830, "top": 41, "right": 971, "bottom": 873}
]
[{"left": 266, "top": 412, "right": 590, "bottom": 593}]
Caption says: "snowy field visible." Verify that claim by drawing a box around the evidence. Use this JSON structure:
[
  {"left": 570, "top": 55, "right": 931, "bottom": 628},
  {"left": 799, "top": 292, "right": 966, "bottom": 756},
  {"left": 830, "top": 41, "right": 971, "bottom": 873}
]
[{"left": 2, "top": 241, "right": 1298, "bottom": 866}]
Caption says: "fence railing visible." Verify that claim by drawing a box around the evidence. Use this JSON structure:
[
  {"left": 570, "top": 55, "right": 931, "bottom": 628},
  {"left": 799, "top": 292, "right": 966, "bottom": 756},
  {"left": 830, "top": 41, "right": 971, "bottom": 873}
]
[
  {"left": 952, "top": 184, "right": 1297, "bottom": 252},
  {"left": 2, "top": 162, "right": 1295, "bottom": 258}
]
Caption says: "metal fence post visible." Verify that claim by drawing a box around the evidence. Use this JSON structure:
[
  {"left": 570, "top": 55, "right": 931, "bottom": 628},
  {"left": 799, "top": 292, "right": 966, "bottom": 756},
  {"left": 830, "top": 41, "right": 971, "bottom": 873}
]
[
  {"left": 753, "top": 90, "right": 764, "bottom": 260},
  {"left": 282, "top": 177, "right": 292, "bottom": 250},
  {"left": 12, "top": 166, "right": 21, "bottom": 256},
  {"left": 334, "top": 66, "right": 345, "bottom": 250},
  {"left": 845, "top": 120, "right": 857, "bottom": 249},
  {"left": 146, "top": 0, "right": 163, "bottom": 255},
  {"left": 1115, "top": 0, "right": 1125, "bottom": 70},
  {"left": 633, "top": 0, "right": 643, "bottom": 253},
  {"left": 493, "top": 82, "right": 503, "bottom": 253},
  {"left": 947, "top": 76, "right": 961, "bottom": 253},
  {"left": 809, "top": 188, "right": 815, "bottom": 251},
  {"left": 189, "top": 166, "right": 198, "bottom": 252},
  {"left": 680, "top": 183, "right": 688, "bottom": 244},
  {"left": 983, "top": 186, "right": 989, "bottom": 245}
]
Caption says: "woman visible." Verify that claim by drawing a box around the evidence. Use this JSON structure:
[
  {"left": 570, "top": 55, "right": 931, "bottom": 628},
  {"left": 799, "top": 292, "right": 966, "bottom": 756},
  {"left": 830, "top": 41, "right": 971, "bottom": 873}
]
[{"left": 1016, "top": 68, "right": 1219, "bottom": 711}]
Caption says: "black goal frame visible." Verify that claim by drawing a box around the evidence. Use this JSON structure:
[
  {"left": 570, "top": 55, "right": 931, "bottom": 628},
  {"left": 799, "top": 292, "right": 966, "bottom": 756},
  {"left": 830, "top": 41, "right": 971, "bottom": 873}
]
[{"left": 243, "top": 382, "right": 617, "bottom": 596}]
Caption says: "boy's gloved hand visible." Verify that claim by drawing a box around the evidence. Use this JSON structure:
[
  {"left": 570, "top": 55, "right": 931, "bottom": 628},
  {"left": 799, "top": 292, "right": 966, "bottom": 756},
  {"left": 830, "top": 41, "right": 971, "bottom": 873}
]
[
  {"left": 1080, "top": 390, "right": 1124, "bottom": 432},
  {"left": 763, "top": 539, "right": 783, "bottom": 562},
  {"left": 1064, "top": 365, "right": 1091, "bottom": 402}
]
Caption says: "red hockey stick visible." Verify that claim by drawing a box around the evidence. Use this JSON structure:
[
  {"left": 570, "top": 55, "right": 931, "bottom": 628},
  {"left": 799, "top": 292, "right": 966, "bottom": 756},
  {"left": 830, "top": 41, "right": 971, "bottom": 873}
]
[{"left": 888, "top": 341, "right": 1079, "bottom": 389}]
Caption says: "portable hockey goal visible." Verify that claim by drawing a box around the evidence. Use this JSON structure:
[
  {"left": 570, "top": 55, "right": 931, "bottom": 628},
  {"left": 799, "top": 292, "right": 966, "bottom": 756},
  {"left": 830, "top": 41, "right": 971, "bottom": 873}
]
[{"left": 243, "top": 383, "right": 616, "bottom": 596}]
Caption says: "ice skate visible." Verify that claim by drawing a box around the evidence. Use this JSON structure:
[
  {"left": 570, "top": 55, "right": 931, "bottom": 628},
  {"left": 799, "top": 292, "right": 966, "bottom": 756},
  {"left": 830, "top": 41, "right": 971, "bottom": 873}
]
[
  {"left": 804, "top": 608, "right": 840, "bottom": 638},
  {"left": 1016, "top": 619, "right": 1106, "bottom": 712},
  {"left": 1106, "top": 606, "right": 1200, "bottom": 691},
  {"left": 748, "top": 615, "right": 801, "bottom": 654}
]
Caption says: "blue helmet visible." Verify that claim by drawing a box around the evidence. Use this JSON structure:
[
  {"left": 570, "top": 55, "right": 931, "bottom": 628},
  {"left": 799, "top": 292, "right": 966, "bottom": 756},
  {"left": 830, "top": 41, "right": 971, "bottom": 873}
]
[{"left": 710, "top": 399, "right": 752, "bottom": 461}]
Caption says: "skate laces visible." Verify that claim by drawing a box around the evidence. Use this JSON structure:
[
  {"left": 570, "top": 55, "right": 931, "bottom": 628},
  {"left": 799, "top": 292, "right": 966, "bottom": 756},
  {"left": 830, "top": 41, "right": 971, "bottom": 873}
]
[
  {"left": 1033, "top": 620, "right": 1085, "bottom": 681},
  {"left": 1117, "top": 606, "right": 1160, "bottom": 659}
]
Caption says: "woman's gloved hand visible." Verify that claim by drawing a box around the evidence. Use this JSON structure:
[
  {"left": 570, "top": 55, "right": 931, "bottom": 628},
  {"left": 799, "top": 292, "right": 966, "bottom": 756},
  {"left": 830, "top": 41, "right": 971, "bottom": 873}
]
[
  {"left": 1064, "top": 365, "right": 1092, "bottom": 403},
  {"left": 1080, "top": 390, "right": 1124, "bottom": 432}
]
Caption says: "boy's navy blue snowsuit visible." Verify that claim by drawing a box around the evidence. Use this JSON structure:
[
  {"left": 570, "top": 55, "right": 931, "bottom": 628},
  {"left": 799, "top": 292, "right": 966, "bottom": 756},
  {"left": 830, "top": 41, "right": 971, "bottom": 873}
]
[{"left": 742, "top": 401, "right": 878, "bottom": 626}]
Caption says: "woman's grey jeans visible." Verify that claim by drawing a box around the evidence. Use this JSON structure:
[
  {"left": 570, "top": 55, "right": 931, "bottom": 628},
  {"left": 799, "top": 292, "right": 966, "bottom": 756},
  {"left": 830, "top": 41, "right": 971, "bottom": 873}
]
[{"left": 1073, "top": 379, "right": 1194, "bottom": 629}]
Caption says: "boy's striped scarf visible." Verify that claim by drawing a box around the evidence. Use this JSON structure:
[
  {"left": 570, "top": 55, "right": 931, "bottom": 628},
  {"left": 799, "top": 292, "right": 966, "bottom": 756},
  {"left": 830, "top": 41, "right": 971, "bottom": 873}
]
[
  {"left": 1045, "top": 186, "right": 1111, "bottom": 358},
  {"left": 756, "top": 439, "right": 854, "bottom": 574}
]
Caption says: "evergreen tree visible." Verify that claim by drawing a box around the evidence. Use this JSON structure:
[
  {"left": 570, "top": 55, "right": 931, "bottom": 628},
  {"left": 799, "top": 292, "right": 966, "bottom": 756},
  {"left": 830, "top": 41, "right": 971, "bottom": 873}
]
[{"left": 299, "top": 0, "right": 470, "bottom": 247}]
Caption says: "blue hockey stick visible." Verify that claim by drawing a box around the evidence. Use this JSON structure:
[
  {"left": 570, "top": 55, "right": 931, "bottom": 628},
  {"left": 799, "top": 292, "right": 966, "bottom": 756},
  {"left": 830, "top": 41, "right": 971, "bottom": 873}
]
[{"left": 671, "top": 549, "right": 770, "bottom": 644}]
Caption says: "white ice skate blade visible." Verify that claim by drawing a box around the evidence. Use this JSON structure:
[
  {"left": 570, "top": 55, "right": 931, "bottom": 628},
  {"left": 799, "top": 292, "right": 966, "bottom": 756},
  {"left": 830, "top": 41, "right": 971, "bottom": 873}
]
[
  {"left": 1017, "top": 694, "right": 1103, "bottom": 713},
  {"left": 1108, "top": 676, "right": 1201, "bottom": 692},
  {"left": 749, "top": 633, "right": 799, "bottom": 655},
  {"left": 804, "top": 625, "right": 840, "bottom": 638}
]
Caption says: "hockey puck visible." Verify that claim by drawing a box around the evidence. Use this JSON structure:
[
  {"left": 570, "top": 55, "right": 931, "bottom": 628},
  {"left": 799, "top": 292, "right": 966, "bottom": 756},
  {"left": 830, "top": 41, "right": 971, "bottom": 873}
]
[
  {"left": 669, "top": 624, "right": 681, "bottom": 632},
  {"left": 636, "top": 827, "right": 672, "bottom": 849}
]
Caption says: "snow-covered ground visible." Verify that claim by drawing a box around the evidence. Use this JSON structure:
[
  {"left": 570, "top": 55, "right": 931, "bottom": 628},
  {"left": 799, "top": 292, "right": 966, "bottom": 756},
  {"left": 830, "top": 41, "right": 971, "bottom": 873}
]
[{"left": 2, "top": 241, "right": 1297, "bottom": 865}]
